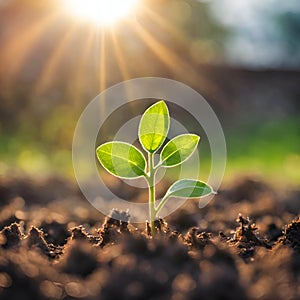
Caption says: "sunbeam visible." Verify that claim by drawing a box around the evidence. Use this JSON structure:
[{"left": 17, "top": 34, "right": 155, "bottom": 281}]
[
  {"left": 111, "top": 30, "right": 131, "bottom": 82},
  {"left": 66, "top": 29, "right": 97, "bottom": 105},
  {"left": 33, "top": 23, "right": 80, "bottom": 96},
  {"left": 63, "top": 0, "right": 139, "bottom": 26},
  {"left": 0, "top": 12, "right": 59, "bottom": 84},
  {"left": 0, "top": 0, "right": 218, "bottom": 108},
  {"left": 132, "top": 22, "right": 185, "bottom": 77}
]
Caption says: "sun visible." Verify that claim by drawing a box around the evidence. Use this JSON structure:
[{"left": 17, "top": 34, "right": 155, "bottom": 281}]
[{"left": 64, "top": 0, "right": 139, "bottom": 25}]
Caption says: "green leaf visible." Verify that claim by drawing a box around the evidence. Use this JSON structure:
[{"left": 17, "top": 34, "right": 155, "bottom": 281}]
[
  {"left": 165, "top": 179, "right": 214, "bottom": 198},
  {"left": 96, "top": 142, "right": 147, "bottom": 179},
  {"left": 160, "top": 134, "right": 200, "bottom": 167},
  {"left": 138, "top": 100, "right": 170, "bottom": 153}
]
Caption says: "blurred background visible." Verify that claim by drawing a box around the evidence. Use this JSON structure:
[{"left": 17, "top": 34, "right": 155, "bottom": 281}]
[{"left": 0, "top": 0, "right": 299, "bottom": 187}]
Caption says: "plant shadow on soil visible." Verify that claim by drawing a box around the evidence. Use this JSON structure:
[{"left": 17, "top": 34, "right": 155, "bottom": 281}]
[{"left": 0, "top": 175, "right": 299, "bottom": 300}]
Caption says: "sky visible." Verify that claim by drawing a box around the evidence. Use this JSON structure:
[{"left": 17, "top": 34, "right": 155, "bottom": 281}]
[{"left": 210, "top": 0, "right": 300, "bottom": 68}]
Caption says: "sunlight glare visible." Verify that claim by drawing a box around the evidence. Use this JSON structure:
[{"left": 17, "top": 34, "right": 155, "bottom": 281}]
[{"left": 64, "top": 0, "right": 139, "bottom": 25}]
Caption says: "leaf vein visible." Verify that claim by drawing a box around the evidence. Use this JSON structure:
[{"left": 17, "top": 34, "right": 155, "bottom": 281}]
[
  {"left": 99, "top": 149, "right": 145, "bottom": 174},
  {"left": 162, "top": 140, "right": 196, "bottom": 163}
]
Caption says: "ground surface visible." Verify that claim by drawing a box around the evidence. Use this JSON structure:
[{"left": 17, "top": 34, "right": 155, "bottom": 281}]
[{"left": 0, "top": 175, "right": 299, "bottom": 300}]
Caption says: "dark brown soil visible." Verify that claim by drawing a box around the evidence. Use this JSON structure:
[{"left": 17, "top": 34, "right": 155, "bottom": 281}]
[{"left": 0, "top": 176, "right": 299, "bottom": 300}]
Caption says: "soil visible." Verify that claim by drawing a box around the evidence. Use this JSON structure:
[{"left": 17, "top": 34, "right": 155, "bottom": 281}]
[{"left": 0, "top": 176, "right": 299, "bottom": 300}]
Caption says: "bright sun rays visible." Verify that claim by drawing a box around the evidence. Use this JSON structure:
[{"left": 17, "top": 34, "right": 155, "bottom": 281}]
[
  {"left": 63, "top": 0, "right": 139, "bottom": 25},
  {"left": 0, "top": 0, "right": 204, "bottom": 103}
]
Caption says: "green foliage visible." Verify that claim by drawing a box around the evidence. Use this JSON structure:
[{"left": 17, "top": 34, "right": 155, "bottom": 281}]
[
  {"left": 96, "top": 142, "right": 147, "bottom": 178},
  {"left": 160, "top": 134, "right": 200, "bottom": 167},
  {"left": 138, "top": 100, "right": 170, "bottom": 153},
  {"left": 96, "top": 100, "right": 214, "bottom": 235},
  {"left": 165, "top": 179, "right": 213, "bottom": 198}
]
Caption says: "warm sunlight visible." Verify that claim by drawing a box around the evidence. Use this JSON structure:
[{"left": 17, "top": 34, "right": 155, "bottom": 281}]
[{"left": 64, "top": 0, "right": 139, "bottom": 25}]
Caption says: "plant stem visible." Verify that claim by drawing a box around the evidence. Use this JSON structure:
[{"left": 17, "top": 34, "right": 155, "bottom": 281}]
[
  {"left": 155, "top": 194, "right": 169, "bottom": 216},
  {"left": 148, "top": 152, "right": 156, "bottom": 236}
]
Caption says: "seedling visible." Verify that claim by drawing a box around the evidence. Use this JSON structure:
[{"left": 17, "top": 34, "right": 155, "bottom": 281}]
[{"left": 96, "top": 100, "right": 215, "bottom": 235}]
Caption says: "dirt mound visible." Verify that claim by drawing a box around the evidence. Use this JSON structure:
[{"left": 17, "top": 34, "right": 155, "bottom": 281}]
[{"left": 0, "top": 177, "right": 299, "bottom": 299}]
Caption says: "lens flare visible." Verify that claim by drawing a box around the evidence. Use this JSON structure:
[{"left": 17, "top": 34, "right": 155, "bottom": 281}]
[{"left": 64, "top": 0, "right": 138, "bottom": 25}]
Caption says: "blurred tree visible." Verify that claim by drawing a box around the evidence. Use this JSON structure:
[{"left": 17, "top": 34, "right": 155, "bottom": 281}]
[{"left": 275, "top": 11, "right": 300, "bottom": 62}]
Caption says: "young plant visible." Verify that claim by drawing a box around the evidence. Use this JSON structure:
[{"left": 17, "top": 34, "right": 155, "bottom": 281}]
[{"left": 96, "top": 100, "right": 215, "bottom": 235}]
